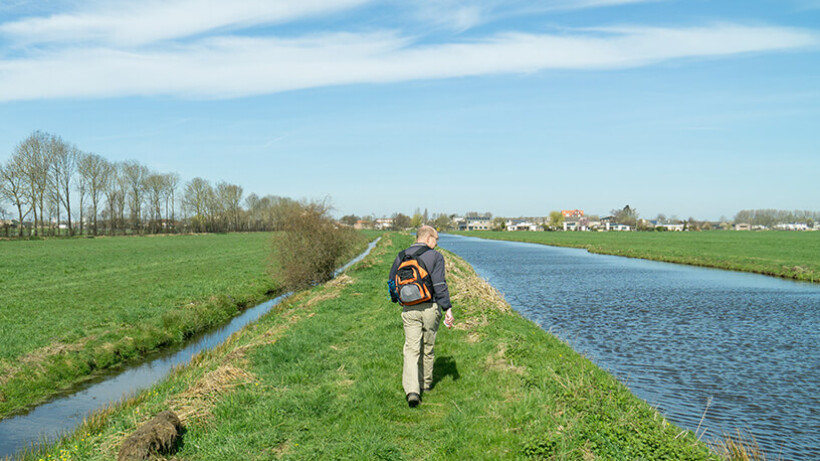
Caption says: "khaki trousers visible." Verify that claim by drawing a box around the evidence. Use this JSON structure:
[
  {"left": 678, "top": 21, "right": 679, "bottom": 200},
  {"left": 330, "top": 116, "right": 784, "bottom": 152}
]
[{"left": 401, "top": 302, "right": 442, "bottom": 395}]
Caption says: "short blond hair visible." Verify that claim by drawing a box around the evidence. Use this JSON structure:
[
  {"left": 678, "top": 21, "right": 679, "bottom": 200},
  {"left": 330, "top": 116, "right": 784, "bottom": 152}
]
[{"left": 416, "top": 225, "right": 438, "bottom": 242}]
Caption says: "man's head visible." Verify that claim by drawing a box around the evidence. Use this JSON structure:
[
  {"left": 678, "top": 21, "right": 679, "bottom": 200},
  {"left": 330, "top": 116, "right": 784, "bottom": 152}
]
[{"left": 416, "top": 225, "right": 439, "bottom": 249}]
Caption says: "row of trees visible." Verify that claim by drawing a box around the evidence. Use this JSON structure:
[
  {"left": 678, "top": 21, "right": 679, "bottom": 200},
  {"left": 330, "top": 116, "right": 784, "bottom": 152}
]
[
  {"left": 733, "top": 209, "right": 818, "bottom": 228},
  {"left": 0, "top": 131, "right": 307, "bottom": 237},
  {"left": 340, "top": 210, "right": 455, "bottom": 231}
]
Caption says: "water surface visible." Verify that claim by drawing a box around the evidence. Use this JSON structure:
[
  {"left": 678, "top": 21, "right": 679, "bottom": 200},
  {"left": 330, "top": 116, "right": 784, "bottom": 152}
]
[{"left": 439, "top": 234, "right": 819, "bottom": 460}]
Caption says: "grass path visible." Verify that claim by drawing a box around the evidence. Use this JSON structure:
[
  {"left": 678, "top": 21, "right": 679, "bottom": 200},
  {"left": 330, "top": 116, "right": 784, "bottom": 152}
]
[{"left": 19, "top": 233, "right": 718, "bottom": 460}]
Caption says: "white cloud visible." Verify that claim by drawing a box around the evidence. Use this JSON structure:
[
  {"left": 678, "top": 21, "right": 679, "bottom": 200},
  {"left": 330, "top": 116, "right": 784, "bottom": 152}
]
[
  {"left": 403, "top": 0, "right": 661, "bottom": 32},
  {"left": 0, "top": 0, "right": 373, "bottom": 46},
  {"left": 0, "top": 24, "right": 816, "bottom": 101}
]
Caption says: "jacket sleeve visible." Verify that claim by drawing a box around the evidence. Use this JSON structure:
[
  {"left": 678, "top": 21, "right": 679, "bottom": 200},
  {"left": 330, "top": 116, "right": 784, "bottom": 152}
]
[{"left": 430, "top": 252, "right": 452, "bottom": 311}]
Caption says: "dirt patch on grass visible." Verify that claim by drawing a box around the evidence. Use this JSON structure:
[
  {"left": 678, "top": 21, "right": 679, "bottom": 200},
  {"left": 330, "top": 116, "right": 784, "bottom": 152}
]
[
  {"left": 18, "top": 340, "right": 89, "bottom": 368},
  {"left": 0, "top": 360, "right": 16, "bottom": 387},
  {"left": 169, "top": 364, "right": 255, "bottom": 425},
  {"left": 486, "top": 343, "right": 526, "bottom": 376},
  {"left": 466, "top": 332, "right": 483, "bottom": 343},
  {"left": 301, "top": 273, "right": 355, "bottom": 309}
]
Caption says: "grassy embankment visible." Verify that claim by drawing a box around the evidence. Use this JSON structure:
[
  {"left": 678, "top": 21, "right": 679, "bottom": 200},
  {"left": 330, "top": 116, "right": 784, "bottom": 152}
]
[
  {"left": 456, "top": 230, "right": 820, "bottom": 283},
  {"left": 19, "top": 233, "right": 718, "bottom": 460},
  {"left": 0, "top": 233, "right": 287, "bottom": 419}
]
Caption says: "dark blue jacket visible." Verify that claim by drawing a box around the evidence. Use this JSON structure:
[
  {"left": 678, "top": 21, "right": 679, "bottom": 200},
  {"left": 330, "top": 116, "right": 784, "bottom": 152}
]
[{"left": 389, "top": 243, "right": 452, "bottom": 311}]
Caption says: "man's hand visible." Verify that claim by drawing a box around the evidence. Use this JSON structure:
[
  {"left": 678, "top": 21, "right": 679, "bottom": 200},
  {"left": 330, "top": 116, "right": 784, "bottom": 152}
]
[{"left": 444, "top": 308, "right": 454, "bottom": 328}]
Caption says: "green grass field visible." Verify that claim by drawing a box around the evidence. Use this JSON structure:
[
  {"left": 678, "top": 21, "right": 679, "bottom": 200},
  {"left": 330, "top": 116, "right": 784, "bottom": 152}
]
[
  {"left": 455, "top": 230, "right": 820, "bottom": 282},
  {"left": 0, "top": 233, "right": 281, "bottom": 417},
  {"left": 18, "top": 233, "right": 719, "bottom": 461}
]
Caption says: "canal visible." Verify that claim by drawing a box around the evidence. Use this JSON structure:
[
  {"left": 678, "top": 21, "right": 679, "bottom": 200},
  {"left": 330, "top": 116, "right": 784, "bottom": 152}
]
[{"left": 439, "top": 234, "right": 819, "bottom": 460}]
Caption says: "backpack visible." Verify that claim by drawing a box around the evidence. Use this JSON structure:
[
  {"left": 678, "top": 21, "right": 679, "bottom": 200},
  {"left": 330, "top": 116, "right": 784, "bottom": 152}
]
[{"left": 390, "top": 247, "right": 434, "bottom": 306}]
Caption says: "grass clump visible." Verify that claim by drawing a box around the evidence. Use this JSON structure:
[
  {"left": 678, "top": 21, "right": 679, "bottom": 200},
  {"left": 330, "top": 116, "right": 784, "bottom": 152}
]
[{"left": 17, "top": 233, "right": 724, "bottom": 460}]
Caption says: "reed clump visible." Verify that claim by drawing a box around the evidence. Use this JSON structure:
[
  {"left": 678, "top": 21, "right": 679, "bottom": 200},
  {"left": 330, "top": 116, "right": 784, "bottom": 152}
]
[{"left": 712, "top": 429, "right": 778, "bottom": 461}]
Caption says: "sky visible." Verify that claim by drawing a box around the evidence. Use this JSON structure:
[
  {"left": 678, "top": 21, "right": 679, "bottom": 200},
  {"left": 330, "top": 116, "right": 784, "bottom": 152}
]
[{"left": 1, "top": 0, "right": 818, "bottom": 221}]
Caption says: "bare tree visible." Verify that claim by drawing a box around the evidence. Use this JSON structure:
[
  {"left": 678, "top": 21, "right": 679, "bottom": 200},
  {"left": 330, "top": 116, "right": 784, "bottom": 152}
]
[
  {"left": 244, "top": 193, "right": 261, "bottom": 230},
  {"left": 16, "top": 131, "right": 51, "bottom": 236},
  {"left": 217, "top": 182, "right": 243, "bottom": 232},
  {"left": 145, "top": 172, "right": 169, "bottom": 234},
  {"left": 164, "top": 173, "right": 180, "bottom": 233},
  {"left": 183, "top": 177, "right": 212, "bottom": 233},
  {"left": 121, "top": 160, "right": 149, "bottom": 234},
  {"left": 78, "top": 153, "right": 113, "bottom": 236},
  {"left": 115, "top": 164, "right": 129, "bottom": 234},
  {"left": 50, "top": 136, "right": 78, "bottom": 235},
  {"left": 104, "top": 162, "right": 127, "bottom": 235},
  {"left": 0, "top": 154, "right": 32, "bottom": 236}
]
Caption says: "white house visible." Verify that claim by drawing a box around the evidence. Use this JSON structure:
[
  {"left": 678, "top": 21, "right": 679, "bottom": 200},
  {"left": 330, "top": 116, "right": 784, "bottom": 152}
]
[
  {"left": 457, "top": 216, "right": 492, "bottom": 231},
  {"left": 608, "top": 223, "right": 631, "bottom": 231},
  {"left": 374, "top": 218, "right": 394, "bottom": 230},
  {"left": 775, "top": 223, "right": 810, "bottom": 231},
  {"left": 507, "top": 220, "right": 541, "bottom": 231}
]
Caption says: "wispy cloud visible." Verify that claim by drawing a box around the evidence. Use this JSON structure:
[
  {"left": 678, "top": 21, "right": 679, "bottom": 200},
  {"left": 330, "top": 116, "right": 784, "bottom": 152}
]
[
  {"left": 0, "top": 2, "right": 817, "bottom": 102},
  {"left": 0, "top": 24, "right": 816, "bottom": 102},
  {"left": 0, "top": 0, "right": 373, "bottom": 46},
  {"left": 404, "top": 0, "right": 662, "bottom": 32}
]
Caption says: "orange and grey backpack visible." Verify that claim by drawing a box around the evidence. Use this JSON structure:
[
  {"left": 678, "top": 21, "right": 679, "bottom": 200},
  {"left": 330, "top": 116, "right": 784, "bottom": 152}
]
[{"left": 392, "top": 247, "right": 434, "bottom": 306}]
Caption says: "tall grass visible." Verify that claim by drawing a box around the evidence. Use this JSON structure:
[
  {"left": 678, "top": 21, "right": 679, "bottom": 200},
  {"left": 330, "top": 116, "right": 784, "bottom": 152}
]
[{"left": 712, "top": 430, "right": 778, "bottom": 461}]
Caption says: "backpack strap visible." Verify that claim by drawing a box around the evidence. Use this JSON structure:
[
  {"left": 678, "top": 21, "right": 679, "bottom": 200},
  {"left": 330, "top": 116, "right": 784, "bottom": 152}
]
[
  {"left": 412, "top": 246, "right": 430, "bottom": 259},
  {"left": 408, "top": 246, "right": 433, "bottom": 293}
]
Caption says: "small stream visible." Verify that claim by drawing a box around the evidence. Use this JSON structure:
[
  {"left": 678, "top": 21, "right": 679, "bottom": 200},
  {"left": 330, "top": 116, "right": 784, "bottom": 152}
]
[{"left": 0, "top": 237, "right": 380, "bottom": 459}]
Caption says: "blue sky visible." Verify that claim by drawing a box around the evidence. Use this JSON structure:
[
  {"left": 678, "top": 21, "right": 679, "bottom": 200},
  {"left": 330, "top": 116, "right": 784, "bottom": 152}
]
[{"left": 1, "top": 0, "right": 818, "bottom": 220}]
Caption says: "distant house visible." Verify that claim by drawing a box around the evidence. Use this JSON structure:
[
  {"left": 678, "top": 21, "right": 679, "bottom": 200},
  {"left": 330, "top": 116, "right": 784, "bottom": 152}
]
[
  {"left": 562, "top": 209, "right": 584, "bottom": 219},
  {"left": 609, "top": 223, "right": 631, "bottom": 231},
  {"left": 775, "top": 223, "right": 810, "bottom": 231},
  {"left": 457, "top": 216, "right": 491, "bottom": 231},
  {"left": 507, "top": 220, "right": 541, "bottom": 231},
  {"left": 734, "top": 223, "right": 751, "bottom": 231},
  {"left": 655, "top": 222, "right": 685, "bottom": 231},
  {"left": 374, "top": 218, "right": 394, "bottom": 230}
]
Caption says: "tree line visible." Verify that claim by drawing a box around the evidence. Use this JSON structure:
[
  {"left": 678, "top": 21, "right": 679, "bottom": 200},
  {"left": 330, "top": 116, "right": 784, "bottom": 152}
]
[
  {"left": 733, "top": 209, "right": 819, "bottom": 228},
  {"left": 0, "top": 131, "right": 304, "bottom": 237}
]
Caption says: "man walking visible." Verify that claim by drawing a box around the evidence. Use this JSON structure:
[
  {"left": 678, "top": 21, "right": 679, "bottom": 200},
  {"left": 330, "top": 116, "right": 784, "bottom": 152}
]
[{"left": 389, "top": 225, "right": 454, "bottom": 408}]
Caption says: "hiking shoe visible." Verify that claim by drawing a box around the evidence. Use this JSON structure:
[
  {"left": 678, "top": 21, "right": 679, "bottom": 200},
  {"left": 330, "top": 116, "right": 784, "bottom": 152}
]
[{"left": 407, "top": 393, "right": 420, "bottom": 408}]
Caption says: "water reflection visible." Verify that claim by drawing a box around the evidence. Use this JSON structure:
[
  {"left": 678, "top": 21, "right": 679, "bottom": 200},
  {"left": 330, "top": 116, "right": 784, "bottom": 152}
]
[{"left": 439, "top": 234, "right": 819, "bottom": 460}]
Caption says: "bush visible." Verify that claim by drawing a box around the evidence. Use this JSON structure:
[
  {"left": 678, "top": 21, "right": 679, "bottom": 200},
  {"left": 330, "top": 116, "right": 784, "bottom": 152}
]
[{"left": 271, "top": 201, "right": 357, "bottom": 290}]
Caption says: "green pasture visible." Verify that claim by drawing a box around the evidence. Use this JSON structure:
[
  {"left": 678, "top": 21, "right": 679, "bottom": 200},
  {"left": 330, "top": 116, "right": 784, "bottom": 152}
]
[
  {"left": 20, "top": 233, "right": 718, "bottom": 461},
  {"left": 0, "top": 233, "right": 280, "bottom": 417},
  {"left": 455, "top": 230, "right": 820, "bottom": 282}
]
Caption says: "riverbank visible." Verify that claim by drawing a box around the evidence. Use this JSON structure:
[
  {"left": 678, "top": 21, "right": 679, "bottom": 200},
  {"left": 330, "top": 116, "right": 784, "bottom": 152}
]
[
  {"left": 455, "top": 230, "right": 820, "bottom": 283},
  {"left": 0, "top": 232, "right": 365, "bottom": 420},
  {"left": 16, "top": 233, "right": 717, "bottom": 460}
]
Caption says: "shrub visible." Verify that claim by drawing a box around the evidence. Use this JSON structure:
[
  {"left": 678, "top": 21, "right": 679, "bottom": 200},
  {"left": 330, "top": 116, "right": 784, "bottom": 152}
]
[{"left": 271, "top": 200, "right": 357, "bottom": 290}]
